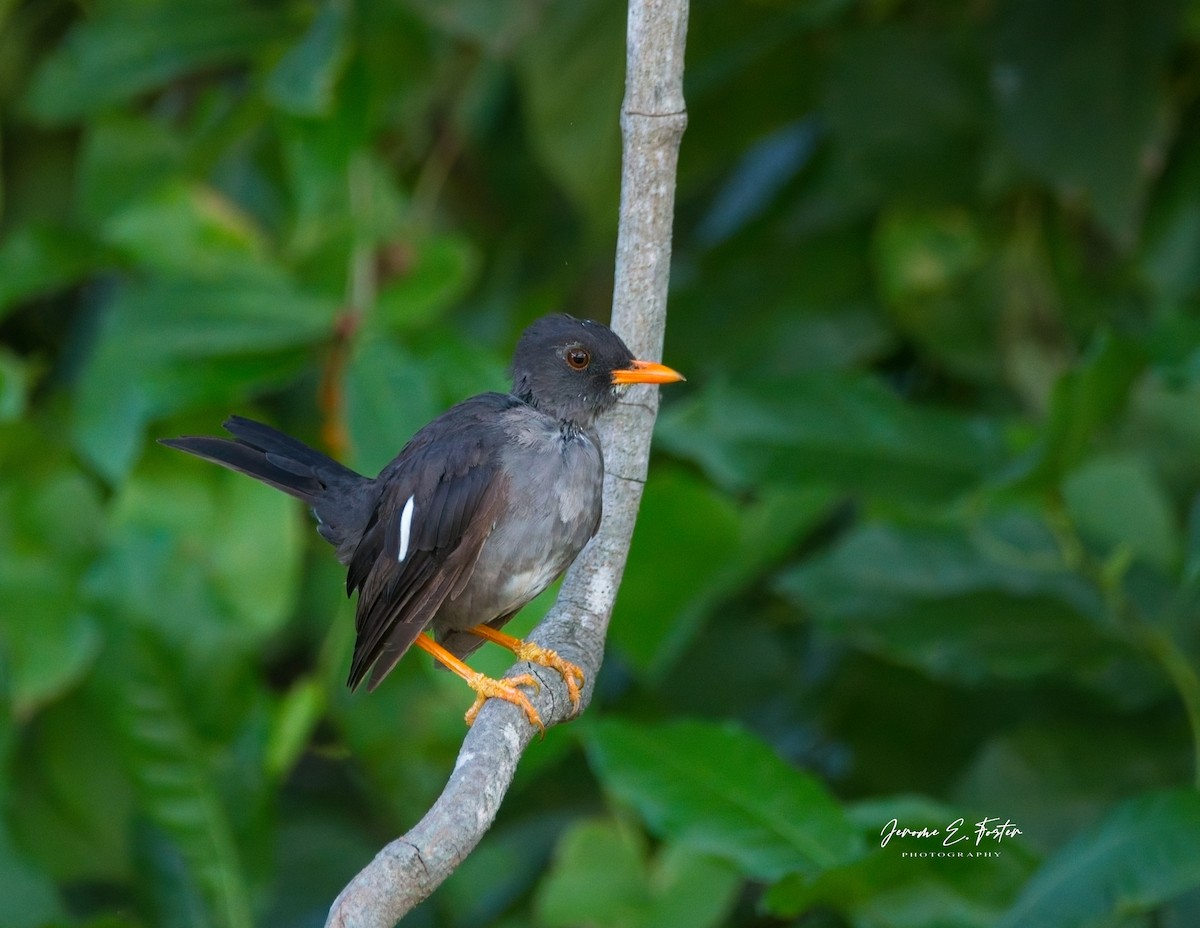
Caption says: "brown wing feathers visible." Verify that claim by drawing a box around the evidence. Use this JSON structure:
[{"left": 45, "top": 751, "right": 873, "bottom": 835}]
[
  {"left": 344, "top": 455, "right": 506, "bottom": 691},
  {"left": 164, "top": 399, "right": 519, "bottom": 693}
]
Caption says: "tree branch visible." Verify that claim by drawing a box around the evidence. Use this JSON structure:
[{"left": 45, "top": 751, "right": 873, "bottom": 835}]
[{"left": 324, "top": 2, "right": 688, "bottom": 923}]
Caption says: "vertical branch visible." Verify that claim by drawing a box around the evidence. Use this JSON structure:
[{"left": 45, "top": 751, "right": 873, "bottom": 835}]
[
  {"left": 612, "top": 0, "right": 689, "bottom": 355},
  {"left": 587, "top": 0, "right": 689, "bottom": 633},
  {"left": 324, "top": 2, "right": 689, "bottom": 925}
]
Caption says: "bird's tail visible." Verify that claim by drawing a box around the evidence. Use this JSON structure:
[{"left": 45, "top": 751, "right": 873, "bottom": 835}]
[{"left": 159, "top": 416, "right": 372, "bottom": 551}]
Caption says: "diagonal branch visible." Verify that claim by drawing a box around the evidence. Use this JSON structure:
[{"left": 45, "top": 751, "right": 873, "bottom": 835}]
[{"left": 324, "top": 2, "right": 688, "bottom": 924}]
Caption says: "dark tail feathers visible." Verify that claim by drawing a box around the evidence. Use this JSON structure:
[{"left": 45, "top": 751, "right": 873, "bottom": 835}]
[{"left": 160, "top": 416, "right": 373, "bottom": 552}]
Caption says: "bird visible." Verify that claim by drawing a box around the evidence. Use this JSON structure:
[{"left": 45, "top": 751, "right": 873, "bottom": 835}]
[{"left": 160, "top": 314, "right": 684, "bottom": 730}]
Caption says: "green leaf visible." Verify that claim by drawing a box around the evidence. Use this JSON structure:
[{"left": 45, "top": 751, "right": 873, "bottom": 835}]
[
  {"left": 95, "top": 275, "right": 332, "bottom": 358},
  {"left": 90, "top": 455, "right": 304, "bottom": 651},
  {"left": 824, "top": 25, "right": 984, "bottom": 200},
  {"left": 328, "top": 653, "right": 485, "bottom": 826},
  {"left": 1012, "top": 332, "right": 1146, "bottom": 488},
  {"left": 614, "top": 471, "right": 837, "bottom": 675},
  {"left": 343, "top": 324, "right": 509, "bottom": 475},
  {"left": 206, "top": 475, "right": 305, "bottom": 637},
  {"left": 405, "top": 0, "right": 542, "bottom": 49},
  {"left": 1141, "top": 126, "right": 1200, "bottom": 303},
  {"left": 0, "top": 348, "right": 30, "bottom": 421},
  {"left": 275, "top": 89, "right": 374, "bottom": 258},
  {"left": 8, "top": 692, "right": 136, "bottom": 884},
  {"left": 101, "top": 181, "right": 267, "bottom": 278},
  {"left": 765, "top": 805, "right": 1035, "bottom": 928},
  {"left": 375, "top": 234, "right": 481, "bottom": 332},
  {"left": 657, "top": 373, "right": 1004, "bottom": 503},
  {"left": 513, "top": 0, "right": 624, "bottom": 229},
  {"left": 344, "top": 334, "right": 442, "bottom": 475},
  {"left": 586, "top": 718, "right": 864, "bottom": 880},
  {"left": 1185, "top": 496, "right": 1200, "bottom": 590},
  {"left": 1123, "top": 368, "right": 1200, "bottom": 505},
  {"left": 72, "top": 275, "right": 337, "bottom": 481},
  {"left": 767, "top": 855, "right": 1030, "bottom": 928},
  {"left": 777, "top": 516, "right": 1134, "bottom": 685},
  {"left": 267, "top": 0, "right": 352, "bottom": 117},
  {"left": 0, "top": 224, "right": 111, "bottom": 318},
  {"left": 24, "top": 0, "right": 298, "bottom": 124},
  {"left": 536, "top": 819, "right": 644, "bottom": 927},
  {"left": 998, "top": 790, "right": 1200, "bottom": 928},
  {"left": 993, "top": 0, "right": 1178, "bottom": 243},
  {"left": 77, "top": 112, "right": 185, "bottom": 224},
  {"left": 261, "top": 813, "right": 383, "bottom": 928},
  {"left": 0, "top": 432, "right": 105, "bottom": 716},
  {"left": 875, "top": 207, "right": 986, "bottom": 304},
  {"left": 873, "top": 206, "right": 998, "bottom": 380},
  {"left": 264, "top": 677, "right": 326, "bottom": 781},
  {"left": 955, "top": 722, "right": 1192, "bottom": 856},
  {"left": 0, "top": 825, "right": 65, "bottom": 928},
  {"left": 535, "top": 818, "right": 741, "bottom": 928},
  {"left": 114, "top": 630, "right": 254, "bottom": 928},
  {"left": 612, "top": 470, "right": 741, "bottom": 672},
  {"left": 1063, "top": 453, "right": 1180, "bottom": 571},
  {"left": 763, "top": 795, "right": 1036, "bottom": 925},
  {"left": 435, "top": 814, "right": 566, "bottom": 927}
]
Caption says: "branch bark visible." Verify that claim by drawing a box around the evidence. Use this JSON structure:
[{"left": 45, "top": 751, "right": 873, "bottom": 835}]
[{"left": 325, "top": 3, "right": 688, "bottom": 923}]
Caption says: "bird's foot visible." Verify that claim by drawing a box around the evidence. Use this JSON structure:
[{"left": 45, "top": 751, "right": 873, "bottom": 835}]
[
  {"left": 465, "top": 624, "right": 586, "bottom": 716},
  {"left": 509, "top": 642, "right": 584, "bottom": 713},
  {"left": 463, "top": 671, "right": 544, "bottom": 733}
]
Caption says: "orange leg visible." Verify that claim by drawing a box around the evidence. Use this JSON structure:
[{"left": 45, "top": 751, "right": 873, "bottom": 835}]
[
  {"left": 466, "top": 625, "right": 585, "bottom": 713},
  {"left": 414, "top": 634, "right": 544, "bottom": 732}
]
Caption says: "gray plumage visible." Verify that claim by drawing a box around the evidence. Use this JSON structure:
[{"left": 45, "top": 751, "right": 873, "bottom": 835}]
[{"left": 160, "top": 314, "right": 640, "bottom": 691}]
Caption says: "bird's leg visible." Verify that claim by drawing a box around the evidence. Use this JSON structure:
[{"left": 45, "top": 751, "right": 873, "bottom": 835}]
[
  {"left": 466, "top": 625, "right": 585, "bottom": 713},
  {"left": 414, "top": 634, "right": 544, "bottom": 733}
]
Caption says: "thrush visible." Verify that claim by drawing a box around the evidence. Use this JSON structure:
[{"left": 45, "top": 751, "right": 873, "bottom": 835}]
[{"left": 161, "top": 314, "right": 684, "bottom": 730}]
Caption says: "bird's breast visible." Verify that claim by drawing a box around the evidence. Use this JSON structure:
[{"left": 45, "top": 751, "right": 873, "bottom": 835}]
[{"left": 436, "top": 422, "right": 604, "bottom": 631}]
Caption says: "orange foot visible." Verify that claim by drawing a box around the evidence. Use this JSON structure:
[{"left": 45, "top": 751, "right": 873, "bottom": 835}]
[
  {"left": 463, "top": 671, "right": 543, "bottom": 731},
  {"left": 468, "top": 625, "right": 585, "bottom": 714},
  {"left": 414, "top": 633, "right": 546, "bottom": 732}
]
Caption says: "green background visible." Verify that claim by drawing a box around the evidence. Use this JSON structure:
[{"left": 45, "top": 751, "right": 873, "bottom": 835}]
[{"left": 3, "top": 0, "right": 1200, "bottom": 926}]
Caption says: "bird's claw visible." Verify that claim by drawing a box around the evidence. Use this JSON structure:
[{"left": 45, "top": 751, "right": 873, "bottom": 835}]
[
  {"left": 510, "top": 642, "right": 585, "bottom": 714},
  {"left": 464, "top": 672, "right": 544, "bottom": 734}
]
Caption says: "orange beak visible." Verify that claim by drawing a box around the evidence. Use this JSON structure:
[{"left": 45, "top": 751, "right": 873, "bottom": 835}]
[{"left": 611, "top": 359, "right": 687, "bottom": 386}]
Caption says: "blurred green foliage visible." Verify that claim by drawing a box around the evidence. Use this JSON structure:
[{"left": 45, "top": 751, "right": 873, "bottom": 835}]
[{"left": 3, "top": 0, "right": 1200, "bottom": 926}]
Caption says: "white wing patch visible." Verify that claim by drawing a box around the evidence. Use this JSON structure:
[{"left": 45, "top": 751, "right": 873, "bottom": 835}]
[{"left": 397, "top": 494, "right": 415, "bottom": 562}]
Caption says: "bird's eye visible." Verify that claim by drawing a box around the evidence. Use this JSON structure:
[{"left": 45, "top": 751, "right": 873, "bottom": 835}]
[{"left": 565, "top": 347, "right": 590, "bottom": 370}]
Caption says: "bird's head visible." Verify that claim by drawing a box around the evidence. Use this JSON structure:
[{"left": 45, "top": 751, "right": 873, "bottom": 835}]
[{"left": 510, "top": 314, "right": 684, "bottom": 426}]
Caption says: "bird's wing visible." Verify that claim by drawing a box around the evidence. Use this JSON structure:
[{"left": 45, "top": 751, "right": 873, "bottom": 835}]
[{"left": 344, "top": 395, "right": 515, "bottom": 690}]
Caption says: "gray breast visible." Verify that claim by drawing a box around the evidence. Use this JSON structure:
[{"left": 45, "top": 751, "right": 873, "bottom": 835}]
[{"left": 432, "top": 413, "right": 604, "bottom": 638}]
